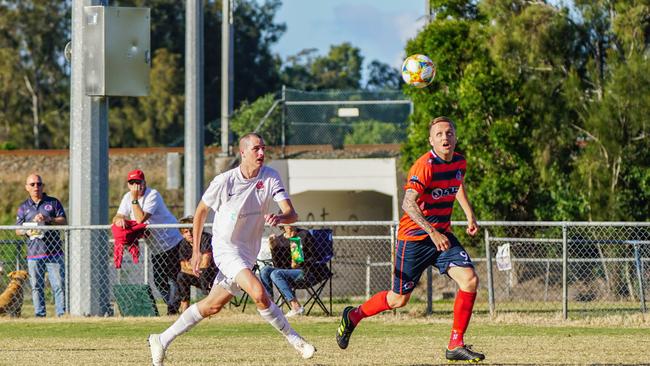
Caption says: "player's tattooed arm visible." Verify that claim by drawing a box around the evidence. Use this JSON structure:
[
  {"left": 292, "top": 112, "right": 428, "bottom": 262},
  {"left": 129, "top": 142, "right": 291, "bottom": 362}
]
[
  {"left": 402, "top": 189, "right": 434, "bottom": 236},
  {"left": 402, "top": 188, "right": 450, "bottom": 251}
]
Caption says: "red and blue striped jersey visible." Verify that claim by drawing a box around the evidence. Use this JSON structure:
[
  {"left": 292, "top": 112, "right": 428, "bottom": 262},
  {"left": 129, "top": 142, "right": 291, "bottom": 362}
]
[{"left": 397, "top": 150, "right": 466, "bottom": 241}]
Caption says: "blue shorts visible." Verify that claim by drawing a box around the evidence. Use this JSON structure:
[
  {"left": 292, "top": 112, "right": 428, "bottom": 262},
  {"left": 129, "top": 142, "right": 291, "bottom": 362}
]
[{"left": 392, "top": 232, "right": 474, "bottom": 294}]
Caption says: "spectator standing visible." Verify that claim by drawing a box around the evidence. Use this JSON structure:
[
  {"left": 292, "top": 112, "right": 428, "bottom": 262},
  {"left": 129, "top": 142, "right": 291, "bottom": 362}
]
[
  {"left": 176, "top": 216, "right": 217, "bottom": 312},
  {"left": 112, "top": 169, "right": 182, "bottom": 315},
  {"left": 15, "top": 174, "right": 67, "bottom": 317}
]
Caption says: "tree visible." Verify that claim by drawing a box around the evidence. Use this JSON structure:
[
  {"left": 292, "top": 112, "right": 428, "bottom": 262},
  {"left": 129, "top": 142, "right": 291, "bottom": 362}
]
[
  {"left": 365, "top": 60, "right": 402, "bottom": 91},
  {"left": 112, "top": 0, "right": 287, "bottom": 147},
  {"left": 230, "top": 92, "right": 282, "bottom": 145},
  {"left": 311, "top": 42, "right": 363, "bottom": 90},
  {"left": 279, "top": 42, "right": 365, "bottom": 91},
  {"left": 562, "top": 1, "right": 650, "bottom": 220},
  {"left": 0, "top": 0, "right": 70, "bottom": 149},
  {"left": 280, "top": 48, "right": 319, "bottom": 90}
]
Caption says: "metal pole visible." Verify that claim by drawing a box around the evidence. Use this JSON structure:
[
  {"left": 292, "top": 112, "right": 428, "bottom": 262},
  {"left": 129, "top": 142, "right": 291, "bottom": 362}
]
[
  {"left": 220, "top": 0, "right": 234, "bottom": 156},
  {"left": 69, "top": 0, "right": 110, "bottom": 316},
  {"left": 281, "top": 84, "right": 286, "bottom": 158},
  {"left": 426, "top": 266, "right": 433, "bottom": 315},
  {"left": 390, "top": 224, "right": 396, "bottom": 316},
  {"left": 633, "top": 243, "right": 647, "bottom": 313},
  {"left": 485, "top": 229, "right": 495, "bottom": 317},
  {"left": 562, "top": 224, "right": 568, "bottom": 320},
  {"left": 184, "top": 0, "right": 204, "bottom": 215}
]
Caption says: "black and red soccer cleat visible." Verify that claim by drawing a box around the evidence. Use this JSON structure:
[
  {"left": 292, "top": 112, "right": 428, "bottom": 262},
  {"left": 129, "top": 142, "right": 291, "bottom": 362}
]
[{"left": 445, "top": 345, "right": 485, "bottom": 363}]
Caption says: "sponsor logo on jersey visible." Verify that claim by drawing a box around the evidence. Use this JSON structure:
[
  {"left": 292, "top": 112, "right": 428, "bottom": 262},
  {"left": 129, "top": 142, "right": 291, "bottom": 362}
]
[
  {"left": 431, "top": 186, "right": 459, "bottom": 200},
  {"left": 256, "top": 180, "right": 264, "bottom": 189},
  {"left": 402, "top": 281, "right": 415, "bottom": 292}
]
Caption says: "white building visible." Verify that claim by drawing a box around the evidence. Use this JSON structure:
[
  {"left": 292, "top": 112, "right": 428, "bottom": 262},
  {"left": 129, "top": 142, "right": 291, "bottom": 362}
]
[{"left": 268, "top": 158, "right": 400, "bottom": 222}]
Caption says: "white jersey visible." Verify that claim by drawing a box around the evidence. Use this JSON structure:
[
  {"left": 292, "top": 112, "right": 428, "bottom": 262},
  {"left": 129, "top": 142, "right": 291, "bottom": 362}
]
[
  {"left": 201, "top": 165, "right": 289, "bottom": 267},
  {"left": 117, "top": 187, "right": 182, "bottom": 253}
]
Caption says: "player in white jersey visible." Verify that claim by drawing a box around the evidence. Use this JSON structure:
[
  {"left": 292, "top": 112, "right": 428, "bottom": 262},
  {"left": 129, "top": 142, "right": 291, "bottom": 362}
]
[{"left": 148, "top": 133, "right": 316, "bottom": 366}]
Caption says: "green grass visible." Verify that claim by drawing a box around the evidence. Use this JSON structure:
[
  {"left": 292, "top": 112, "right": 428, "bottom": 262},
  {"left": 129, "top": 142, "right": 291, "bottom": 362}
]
[{"left": 0, "top": 308, "right": 648, "bottom": 365}]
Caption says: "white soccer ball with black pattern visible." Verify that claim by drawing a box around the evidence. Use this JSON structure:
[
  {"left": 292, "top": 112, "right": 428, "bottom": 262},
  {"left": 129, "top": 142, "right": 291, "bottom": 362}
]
[{"left": 401, "top": 54, "right": 436, "bottom": 88}]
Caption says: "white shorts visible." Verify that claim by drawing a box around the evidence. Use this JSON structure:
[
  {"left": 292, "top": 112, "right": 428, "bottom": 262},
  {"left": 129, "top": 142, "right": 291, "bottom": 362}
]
[{"left": 212, "top": 252, "right": 253, "bottom": 296}]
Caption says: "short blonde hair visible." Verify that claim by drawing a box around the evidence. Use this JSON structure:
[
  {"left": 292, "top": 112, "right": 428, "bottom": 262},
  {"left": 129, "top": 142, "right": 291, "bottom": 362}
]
[{"left": 428, "top": 116, "right": 456, "bottom": 132}]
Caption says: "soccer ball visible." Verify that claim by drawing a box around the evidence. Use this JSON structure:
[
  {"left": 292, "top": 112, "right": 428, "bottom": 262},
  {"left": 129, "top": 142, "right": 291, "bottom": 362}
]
[{"left": 401, "top": 54, "right": 436, "bottom": 88}]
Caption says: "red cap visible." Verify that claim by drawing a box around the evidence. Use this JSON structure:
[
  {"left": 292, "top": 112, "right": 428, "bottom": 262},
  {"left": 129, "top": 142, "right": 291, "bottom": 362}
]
[{"left": 126, "top": 169, "right": 145, "bottom": 182}]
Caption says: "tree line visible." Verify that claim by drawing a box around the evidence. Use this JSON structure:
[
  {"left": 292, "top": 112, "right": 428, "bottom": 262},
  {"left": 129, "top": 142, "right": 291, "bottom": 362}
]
[
  {"left": 0, "top": 0, "right": 399, "bottom": 149},
  {"left": 401, "top": 0, "right": 649, "bottom": 221},
  {"left": 0, "top": 0, "right": 647, "bottom": 222}
]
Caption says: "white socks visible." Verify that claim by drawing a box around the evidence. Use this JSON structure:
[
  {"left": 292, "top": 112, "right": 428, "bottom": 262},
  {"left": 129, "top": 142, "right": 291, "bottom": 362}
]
[
  {"left": 159, "top": 304, "right": 204, "bottom": 349},
  {"left": 258, "top": 301, "right": 299, "bottom": 340}
]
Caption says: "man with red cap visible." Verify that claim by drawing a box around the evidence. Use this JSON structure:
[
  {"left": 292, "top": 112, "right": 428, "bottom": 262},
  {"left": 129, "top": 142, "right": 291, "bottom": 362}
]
[{"left": 112, "top": 169, "right": 183, "bottom": 315}]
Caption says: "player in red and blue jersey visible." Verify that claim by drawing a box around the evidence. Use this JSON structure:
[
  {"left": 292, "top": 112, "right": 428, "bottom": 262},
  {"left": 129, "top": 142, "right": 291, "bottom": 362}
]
[{"left": 336, "top": 116, "right": 485, "bottom": 363}]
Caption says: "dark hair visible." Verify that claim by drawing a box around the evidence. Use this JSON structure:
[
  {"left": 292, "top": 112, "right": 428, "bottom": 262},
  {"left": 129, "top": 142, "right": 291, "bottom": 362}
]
[
  {"left": 178, "top": 215, "right": 193, "bottom": 232},
  {"left": 428, "top": 116, "right": 456, "bottom": 131}
]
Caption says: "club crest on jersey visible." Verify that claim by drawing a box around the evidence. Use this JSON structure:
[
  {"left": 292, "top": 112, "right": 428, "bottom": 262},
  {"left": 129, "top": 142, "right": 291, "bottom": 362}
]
[
  {"left": 44, "top": 204, "right": 53, "bottom": 211},
  {"left": 256, "top": 180, "right": 264, "bottom": 189},
  {"left": 402, "top": 281, "right": 415, "bottom": 292},
  {"left": 456, "top": 170, "right": 462, "bottom": 181}
]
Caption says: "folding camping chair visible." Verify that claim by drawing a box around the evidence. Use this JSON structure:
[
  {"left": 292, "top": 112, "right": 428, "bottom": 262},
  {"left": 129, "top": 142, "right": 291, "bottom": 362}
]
[{"left": 274, "top": 228, "right": 334, "bottom": 316}]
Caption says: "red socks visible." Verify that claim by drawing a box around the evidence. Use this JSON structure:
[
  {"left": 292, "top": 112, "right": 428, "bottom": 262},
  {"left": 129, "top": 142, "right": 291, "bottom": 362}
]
[
  {"left": 349, "top": 290, "right": 391, "bottom": 325},
  {"left": 448, "top": 289, "right": 477, "bottom": 350}
]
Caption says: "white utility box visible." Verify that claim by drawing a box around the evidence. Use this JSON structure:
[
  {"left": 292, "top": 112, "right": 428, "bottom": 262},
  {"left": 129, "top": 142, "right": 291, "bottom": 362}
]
[{"left": 83, "top": 6, "right": 150, "bottom": 96}]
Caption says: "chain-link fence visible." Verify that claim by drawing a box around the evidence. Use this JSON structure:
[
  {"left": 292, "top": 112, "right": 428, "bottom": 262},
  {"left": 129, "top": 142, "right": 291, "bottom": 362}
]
[
  {"left": 0, "top": 222, "right": 648, "bottom": 319},
  {"left": 283, "top": 88, "right": 412, "bottom": 147}
]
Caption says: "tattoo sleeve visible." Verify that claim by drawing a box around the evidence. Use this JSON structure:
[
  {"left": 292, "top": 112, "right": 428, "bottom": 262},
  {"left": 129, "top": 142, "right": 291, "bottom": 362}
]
[{"left": 402, "top": 189, "right": 433, "bottom": 235}]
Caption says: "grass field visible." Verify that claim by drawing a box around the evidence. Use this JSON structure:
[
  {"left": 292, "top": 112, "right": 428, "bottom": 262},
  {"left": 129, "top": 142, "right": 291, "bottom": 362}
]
[{"left": 1, "top": 306, "right": 649, "bottom": 366}]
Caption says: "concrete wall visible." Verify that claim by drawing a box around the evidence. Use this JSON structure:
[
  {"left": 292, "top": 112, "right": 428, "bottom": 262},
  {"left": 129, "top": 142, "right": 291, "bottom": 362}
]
[{"left": 269, "top": 158, "right": 400, "bottom": 221}]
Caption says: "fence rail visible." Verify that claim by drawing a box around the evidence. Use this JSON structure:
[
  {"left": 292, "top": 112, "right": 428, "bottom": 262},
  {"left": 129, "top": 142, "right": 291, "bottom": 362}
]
[{"left": 0, "top": 221, "right": 647, "bottom": 319}]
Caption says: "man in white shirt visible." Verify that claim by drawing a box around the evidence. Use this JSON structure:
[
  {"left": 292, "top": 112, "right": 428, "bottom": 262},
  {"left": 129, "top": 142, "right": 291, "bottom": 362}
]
[
  {"left": 113, "top": 169, "right": 183, "bottom": 315},
  {"left": 148, "top": 133, "right": 316, "bottom": 365}
]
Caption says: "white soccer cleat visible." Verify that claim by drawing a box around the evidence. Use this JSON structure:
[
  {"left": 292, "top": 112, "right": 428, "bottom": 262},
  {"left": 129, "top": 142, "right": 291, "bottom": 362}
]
[
  {"left": 148, "top": 334, "right": 166, "bottom": 366},
  {"left": 291, "top": 337, "right": 316, "bottom": 359},
  {"left": 285, "top": 306, "right": 304, "bottom": 318}
]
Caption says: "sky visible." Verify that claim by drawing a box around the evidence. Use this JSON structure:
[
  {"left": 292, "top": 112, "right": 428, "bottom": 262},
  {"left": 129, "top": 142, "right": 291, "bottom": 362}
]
[{"left": 271, "top": 0, "right": 427, "bottom": 75}]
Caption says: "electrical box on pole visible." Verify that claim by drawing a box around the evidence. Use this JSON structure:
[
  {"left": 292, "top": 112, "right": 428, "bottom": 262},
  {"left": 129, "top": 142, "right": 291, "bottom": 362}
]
[{"left": 83, "top": 6, "right": 150, "bottom": 96}]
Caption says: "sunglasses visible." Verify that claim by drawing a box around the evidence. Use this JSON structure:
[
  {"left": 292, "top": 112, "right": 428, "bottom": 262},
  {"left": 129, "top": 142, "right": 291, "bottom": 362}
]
[
  {"left": 128, "top": 180, "right": 142, "bottom": 185},
  {"left": 28, "top": 182, "right": 43, "bottom": 187}
]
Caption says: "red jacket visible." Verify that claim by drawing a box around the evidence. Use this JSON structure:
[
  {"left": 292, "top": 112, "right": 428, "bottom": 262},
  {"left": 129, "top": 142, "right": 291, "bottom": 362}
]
[{"left": 111, "top": 220, "right": 148, "bottom": 269}]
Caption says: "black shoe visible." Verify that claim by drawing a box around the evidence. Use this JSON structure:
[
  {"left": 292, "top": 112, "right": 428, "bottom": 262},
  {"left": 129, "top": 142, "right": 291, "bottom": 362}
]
[
  {"left": 336, "top": 306, "right": 356, "bottom": 349},
  {"left": 445, "top": 345, "right": 485, "bottom": 363}
]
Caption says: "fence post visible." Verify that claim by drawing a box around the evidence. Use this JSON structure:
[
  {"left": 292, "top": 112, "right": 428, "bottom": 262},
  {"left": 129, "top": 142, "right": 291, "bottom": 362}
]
[
  {"left": 144, "top": 241, "right": 149, "bottom": 285},
  {"left": 281, "top": 85, "right": 286, "bottom": 158},
  {"left": 426, "top": 266, "right": 433, "bottom": 315},
  {"left": 562, "top": 224, "right": 568, "bottom": 320},
  {"left": 632, "top": 242, "right": 647, "bottom": 313},
  {"left": 365, "top": 255, "right": 371, "bottom": 300},
  {"left": 485, "top": 229, "right": 494, "bottom": 317},
  {"left": 65, "top": 229, "right": 70, "bottom": 314},
  {"left": 390, "top": 223, "right": 397, "bottom": 316}
]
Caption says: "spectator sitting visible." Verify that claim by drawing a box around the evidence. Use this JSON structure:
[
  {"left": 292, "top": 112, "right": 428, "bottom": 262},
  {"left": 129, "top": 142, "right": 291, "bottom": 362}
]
[
  {"left": 176, "top": 215, "right": 217, "bottom": 312},
  {"left": 260, "top": 225, "right": 314, "bottom": 317}
]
